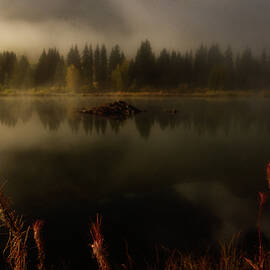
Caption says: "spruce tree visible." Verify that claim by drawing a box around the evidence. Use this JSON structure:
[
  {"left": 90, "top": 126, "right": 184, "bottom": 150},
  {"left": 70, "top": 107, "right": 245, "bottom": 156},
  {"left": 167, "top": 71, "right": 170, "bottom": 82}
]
[
  {"left": 82, "top": 44, "right": 93, "bottom": 86},
  {"left": 67, "top": 45, "right": 81, "bottom": 71},
  {"left": 109, "top": 45, "right": 124, "bottom": 74},
  {"left": 224, "top": 46, "right": 234, "bottom": 89},
  {"left": 134, "top": 40, "right": 156, "bottom": 87},
  {"left": 100, "top": 44, "right": 108, "bottom": 87},
  {"left": 35, "top": 49, "right": 48, "bottom": 86},
  {"left": 94, "top": 45, "right": 101, "bottom": 85}
]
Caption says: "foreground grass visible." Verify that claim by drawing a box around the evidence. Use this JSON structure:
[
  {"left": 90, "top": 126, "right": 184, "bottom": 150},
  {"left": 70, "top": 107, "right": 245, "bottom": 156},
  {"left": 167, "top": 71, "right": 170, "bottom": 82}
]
[
  {"left": 0, "top": 190, "right": 267, "bottom": 270},
  {"left": 0, "top": 164, "right": 269, "bottom": 269}
]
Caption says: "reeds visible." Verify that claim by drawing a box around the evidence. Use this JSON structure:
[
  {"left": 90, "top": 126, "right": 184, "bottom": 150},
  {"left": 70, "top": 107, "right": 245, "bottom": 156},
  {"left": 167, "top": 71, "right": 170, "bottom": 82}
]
[
  {"left": 219, "top": 234, "right": 244, "bottom": 270},
  {"left": 0, "top": 162, "right": 270, "bottom": 270},
  {"left": 0, "top": 186, "right": 30, "bottom": 270},
  {"left": 90, "top": 214, "right": 111, "bottom": 270},
  {"left": 244, "top": 162, "right": 270, "bottom": 270},
  {"left": 33, "top": 219, "right": 45, "bottom": 270}
]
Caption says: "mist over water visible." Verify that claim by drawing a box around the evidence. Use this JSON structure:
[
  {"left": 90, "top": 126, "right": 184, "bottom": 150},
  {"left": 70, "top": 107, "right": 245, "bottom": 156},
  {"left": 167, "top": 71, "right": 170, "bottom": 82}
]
[{"left": 1, "top": 96, "right": 270, "bottom": 268}]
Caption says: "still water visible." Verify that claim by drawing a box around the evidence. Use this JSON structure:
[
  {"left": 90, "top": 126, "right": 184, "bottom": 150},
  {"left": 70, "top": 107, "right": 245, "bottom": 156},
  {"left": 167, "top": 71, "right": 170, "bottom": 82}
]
[{"left": 0, "top": 96, "right": 270, "bottom": 268}]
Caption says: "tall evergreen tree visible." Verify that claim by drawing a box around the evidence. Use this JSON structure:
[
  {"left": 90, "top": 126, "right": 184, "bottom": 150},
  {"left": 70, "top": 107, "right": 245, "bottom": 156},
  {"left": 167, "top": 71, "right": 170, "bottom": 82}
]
[
  {"left": 81, "top": 44, "right": 93, "bottom": 86},
  {"left": 193, "top": 45, "right": 208, "bottom": 87},
  {"left": 260, "top": 49, "right": 269, "bottom": 88},
  {"left": 12, "top": 55, "right": 32, "bottom": 88},
  {"left": 67, "top": 45, "right": 81, "bottom": 71},
  {"left": 208, "top": 44, "right": 225, "bottom": 89},
  {"left": 99, "top": 44, "right": 108, "bottom": 87},
  {"left": 109, "top": 45, "right": 124, "bottom": 74},
  {"left": 238, "top": 48, "right": 256, "bottom": 89},
  {"left": 35, "top": 49, "right": 48, "bottom": 86},
  {"left": 89, "top": 45, "right": 94, "bottom": 85},
  {"left": 157, "top": 49, "right": 171, "bottom": 88},
  {"left": 170, "top": 51, "right": 182, "bottom": 88},
  {"left": 35, "top": 48, "right": 64, "bottom": 87},
  {"left": 0, "top": 51, "right": 17, "bottom": 87},
  {"left": 182, "top": 51, "right": 193, "bottom": 87},
  {"left": 94, "top": 45, "right": 101, "bottom": 84},
  {"left": 54, "top": 56, "right": 66, "bottom": 87},
  {"left": 224, "top": 46, "right": 234, "bottom": 89},
  {"left": 134, "top": 40, "right": 156, "bottom": 87}
]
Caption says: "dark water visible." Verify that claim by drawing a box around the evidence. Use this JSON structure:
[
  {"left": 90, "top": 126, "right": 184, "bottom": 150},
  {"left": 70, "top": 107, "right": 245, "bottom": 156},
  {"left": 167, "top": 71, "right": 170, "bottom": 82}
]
[{"left": 1, "top": 96, "right": 270, "bottom": 268}]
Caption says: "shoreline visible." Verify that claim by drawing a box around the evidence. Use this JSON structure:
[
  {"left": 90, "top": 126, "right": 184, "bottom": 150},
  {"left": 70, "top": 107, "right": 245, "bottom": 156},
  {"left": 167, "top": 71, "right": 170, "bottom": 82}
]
[{"left": 1, "top": 89, "right": 270, "bottom": 98}]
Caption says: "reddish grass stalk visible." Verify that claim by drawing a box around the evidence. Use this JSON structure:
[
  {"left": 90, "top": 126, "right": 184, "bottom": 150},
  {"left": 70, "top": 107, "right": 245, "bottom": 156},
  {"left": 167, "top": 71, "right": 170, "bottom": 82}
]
[
  {"left": 257, "top": 192, "right": 267, "bottom": 269},
  {"left": 267, "top": 162, "right": 270, "bottom": 189},
  {"left": 245, "top": 162, "right": 270, "bottom": 270},
  {"left": 33, "top": 220, "right": 45, "bottom": 270},
  {"left": 90, "top": 214, "right": 111, "bottom": 270}
]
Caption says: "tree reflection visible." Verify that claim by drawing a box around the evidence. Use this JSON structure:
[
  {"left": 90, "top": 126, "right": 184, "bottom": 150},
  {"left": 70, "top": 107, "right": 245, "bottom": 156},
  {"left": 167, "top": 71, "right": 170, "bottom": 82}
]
[
  {"left": 1, "top": 98, "right": 270, "bottom": 138},
  {"left": 134, "top": 113, "right": 155, "bottom": 139},
  {"left": 35, "top": 100, "right": 67, "bottom": 131},
  {"left": 82, "top": 115, "right": 93, "bottom": 134}
]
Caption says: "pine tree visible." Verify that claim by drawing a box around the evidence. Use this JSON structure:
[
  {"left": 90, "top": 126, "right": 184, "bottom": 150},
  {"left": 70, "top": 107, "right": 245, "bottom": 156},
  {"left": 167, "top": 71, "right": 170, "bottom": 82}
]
[
  {"left": 67, "top": 45, "right": 81, "bottom": 71},
  {"left": 194, "top": 45, "right": 208, "bottom": 87},
  {"left": 260, "top": 49, "right": 269, "bottom": 89},
  {"left": 81, "top": 44, "right": 93, "bottom": 87},
  {"left": 0, "top": 51, "right": 17, "bottom": 87},
  {"left": 238, "top": 48, "right": 256, "bottom": 89},
  {"left": 35, "top": 49, "right": 48, "bottom": 86},
  {"left": 94, "top": 45, "right": 101, "bottom": 85},
  {"left": 208, "top": 44, "right": 225, "bottom": 89},
  {"left": 89, "top": 45, "right": 94, "bottom": 85},
  {"left": 47, "top": 48, "right": 61, "bottom": 85},
  {"left": 182, "top": 51, "right": 193, "bottom": 87},
  {"left": 54, "top": 56, "right": 66, "bottom": 88},
  {"left": 157, "top": 49, "right": 171, "bottom": 88},
  {"left": 99, "top": 44, "right": 108, "bottom": 87},
  {"left": 134, "top": 40, "right": 156, "bottom": 87},
  {"left": 224, "top": 46, "right": 234, "bottom": 89},
  {"left": 109, "top": 45, "right": 124, "bottom": 74},
  {"left": 12, "top": 55, "right": 32, "bottom": 88},
  {"left": 35, "top": 48, "right": 63, "bottom": 87}
]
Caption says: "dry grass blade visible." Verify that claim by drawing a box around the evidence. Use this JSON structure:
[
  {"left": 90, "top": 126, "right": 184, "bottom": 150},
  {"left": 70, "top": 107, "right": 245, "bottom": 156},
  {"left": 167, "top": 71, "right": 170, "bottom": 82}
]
[
  {"left": 219, "top": 234, "right": 244, "bottom": 270},
  {"left": 90, "top": 214, "right": 111, "bottom": 270},
  {"left": 33, "top": 219, "right": 45, "bottom": 270},
  {"left": 0, "top": 186, "right": 30, "bottom": 270},
  {"left": 244, "top": 257, "right": 261, "bottom": 270}
]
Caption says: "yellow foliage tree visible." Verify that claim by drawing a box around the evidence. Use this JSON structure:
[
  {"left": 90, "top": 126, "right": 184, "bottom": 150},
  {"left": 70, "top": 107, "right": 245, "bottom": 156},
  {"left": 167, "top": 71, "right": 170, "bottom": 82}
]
[
  {"left": 111, "top": 60, "right": 129, "bottom": 91},
  {"left": 66, "top": 65, "right": 80, "bottom": 91}
]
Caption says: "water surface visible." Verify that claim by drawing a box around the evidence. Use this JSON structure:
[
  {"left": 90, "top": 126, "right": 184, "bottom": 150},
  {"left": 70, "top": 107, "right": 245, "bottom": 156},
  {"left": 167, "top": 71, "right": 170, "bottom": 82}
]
[{"left": 0, "top": 96, "right": 270, "bottom": 268}]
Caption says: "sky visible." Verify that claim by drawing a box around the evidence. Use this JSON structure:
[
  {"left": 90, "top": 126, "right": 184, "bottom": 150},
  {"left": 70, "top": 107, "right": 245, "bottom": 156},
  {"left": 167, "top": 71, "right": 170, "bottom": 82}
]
[{"left": 0, "top": 0, "right": 269, "bottom": 56}]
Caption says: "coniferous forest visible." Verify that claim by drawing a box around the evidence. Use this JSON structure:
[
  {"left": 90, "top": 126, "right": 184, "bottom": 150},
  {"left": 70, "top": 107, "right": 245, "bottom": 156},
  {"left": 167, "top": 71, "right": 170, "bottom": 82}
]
[{"left": 1, "top": 40, "right": 270, "bottom": 92}]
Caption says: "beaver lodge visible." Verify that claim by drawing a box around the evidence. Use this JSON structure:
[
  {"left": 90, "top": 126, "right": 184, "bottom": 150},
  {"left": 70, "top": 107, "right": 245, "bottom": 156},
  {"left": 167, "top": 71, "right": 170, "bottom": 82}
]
[{"left": 79, "top": 100, "right": 142, "bottom": 120}]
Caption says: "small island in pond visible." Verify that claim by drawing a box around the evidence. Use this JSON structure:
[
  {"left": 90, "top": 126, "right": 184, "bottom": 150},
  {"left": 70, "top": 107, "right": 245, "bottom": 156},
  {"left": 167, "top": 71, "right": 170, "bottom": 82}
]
[{"left": 79, "top": 100, "right": 142, "bottom": 119}]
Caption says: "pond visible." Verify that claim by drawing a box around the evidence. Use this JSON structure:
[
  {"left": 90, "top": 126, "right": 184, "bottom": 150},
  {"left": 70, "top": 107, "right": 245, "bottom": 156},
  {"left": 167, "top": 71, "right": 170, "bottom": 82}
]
[{"left": 0, "top": 96, "right": 270, "bottom": 268}]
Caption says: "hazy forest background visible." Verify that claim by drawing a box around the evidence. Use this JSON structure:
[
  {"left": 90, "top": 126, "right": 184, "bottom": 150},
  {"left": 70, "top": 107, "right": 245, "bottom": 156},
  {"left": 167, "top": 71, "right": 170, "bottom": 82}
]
[{"left": 1, "top": 40, "right": 270, "bottom": 92}]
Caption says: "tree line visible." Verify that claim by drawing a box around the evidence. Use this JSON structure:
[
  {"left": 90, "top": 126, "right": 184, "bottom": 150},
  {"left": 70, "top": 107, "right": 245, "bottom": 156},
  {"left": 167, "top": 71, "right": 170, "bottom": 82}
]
[{"left": 0, "top": 40, "right": 270, "bottom": 91}]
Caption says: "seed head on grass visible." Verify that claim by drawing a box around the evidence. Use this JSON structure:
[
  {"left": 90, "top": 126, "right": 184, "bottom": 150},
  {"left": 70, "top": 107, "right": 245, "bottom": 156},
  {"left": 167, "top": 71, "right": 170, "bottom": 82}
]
[
  {"left": 33, "top": 219, "right": 45, "bottom": 270},
  {"left": 90, "top": 214, "right": 111, "bottom": 270}
]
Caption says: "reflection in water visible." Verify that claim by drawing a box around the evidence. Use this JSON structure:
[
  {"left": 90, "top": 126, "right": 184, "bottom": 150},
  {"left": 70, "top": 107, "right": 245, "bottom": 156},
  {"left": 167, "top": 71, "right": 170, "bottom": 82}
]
[
  {"left": 1, "top": 97, "right": 270, "bottom": 137},
  {"left": 1, "top": 97, "right": 270, "bottom": 268}
]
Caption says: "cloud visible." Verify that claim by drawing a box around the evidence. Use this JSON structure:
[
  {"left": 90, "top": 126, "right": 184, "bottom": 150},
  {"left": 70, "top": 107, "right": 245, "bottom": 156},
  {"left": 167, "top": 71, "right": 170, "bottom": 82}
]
[{"left": 0, "top": 0, "right": 270, "bottom": 55}]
